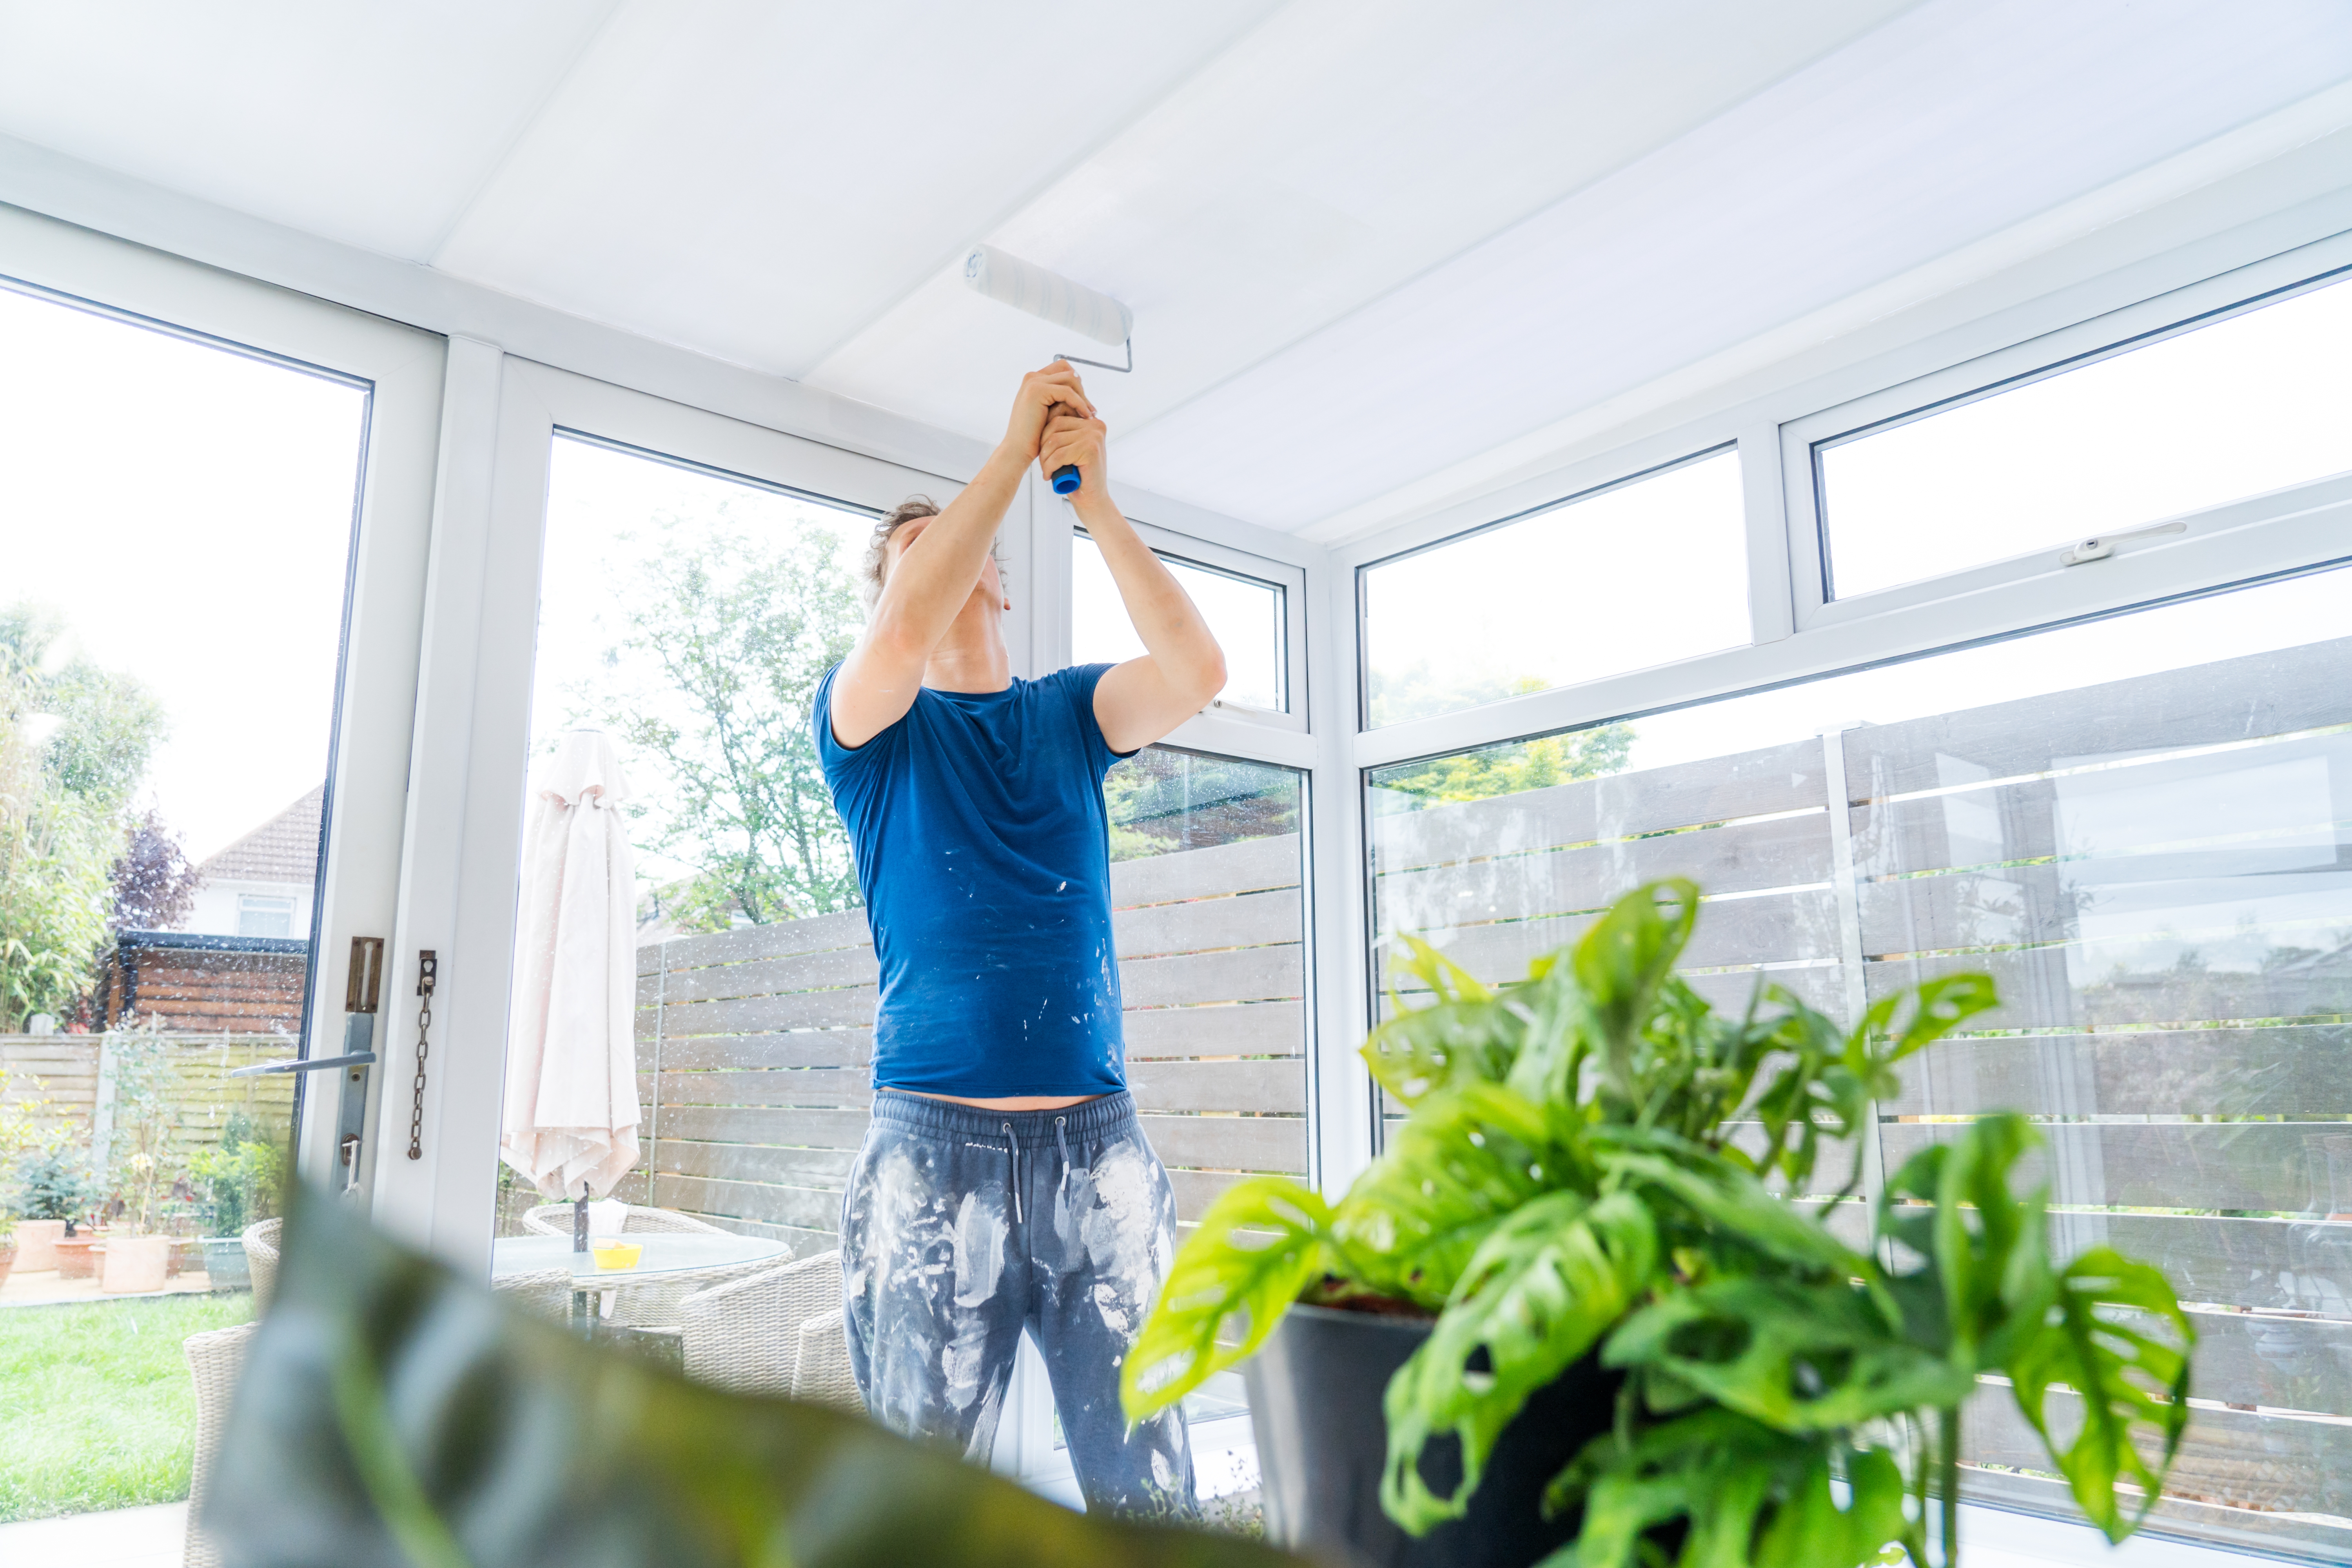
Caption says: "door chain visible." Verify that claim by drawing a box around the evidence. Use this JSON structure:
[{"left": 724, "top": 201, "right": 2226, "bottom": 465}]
[{"left": 406, "top": 950, "right": 437, "bottom": 1160}]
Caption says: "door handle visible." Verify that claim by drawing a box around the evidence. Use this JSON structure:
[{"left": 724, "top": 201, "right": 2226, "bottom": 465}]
[{"left": 231, "top": 938, "right": 383, "bottom": 1193}]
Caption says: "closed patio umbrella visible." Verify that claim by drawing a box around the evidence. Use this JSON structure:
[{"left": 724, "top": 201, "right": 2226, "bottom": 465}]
[{"left": 501, "top": 729, "right": 641, "bottom": 1203}]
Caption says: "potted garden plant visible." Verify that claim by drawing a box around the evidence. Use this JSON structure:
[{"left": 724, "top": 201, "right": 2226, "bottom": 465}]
[
  {"left": 98, "top": 1030, "right": 180, "bottom": 1294},
  {"left": 0, "top": 1210, "right": 16, "bottom": 1290},
  {"left": 11, "top": 1146, "right": 96, "bottom": 1273},
  {"left": 1123, "top": 881, "right": 2194, "bottom": 1568},
  {"left": 188, "top": 1112, "right": 281, "bottom": 1290}
]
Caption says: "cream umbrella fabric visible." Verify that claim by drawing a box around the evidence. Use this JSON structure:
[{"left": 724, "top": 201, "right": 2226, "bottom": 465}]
[{"left": 501, "top": 729, "right": 641, "bottom": 1200}]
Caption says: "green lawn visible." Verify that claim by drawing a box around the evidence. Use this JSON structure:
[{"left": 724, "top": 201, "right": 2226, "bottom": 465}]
[{"left": 0, "top": 1292, "right": 255, "bottom": 1522}]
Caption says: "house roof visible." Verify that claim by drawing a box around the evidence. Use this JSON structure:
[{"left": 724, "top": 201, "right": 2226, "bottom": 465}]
[{"left": 198, "top": 784, "right": 324, "bottom": 887}]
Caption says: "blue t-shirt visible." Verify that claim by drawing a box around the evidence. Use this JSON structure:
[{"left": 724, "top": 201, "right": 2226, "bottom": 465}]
[{"left": 814, "top": 662, "right": 1131, "bottom": 1097}]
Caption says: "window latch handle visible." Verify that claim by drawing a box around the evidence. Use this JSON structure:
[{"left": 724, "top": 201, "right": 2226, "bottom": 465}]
[{"left": 2059, "top": 519, "right": 2185, "bottom": 566}]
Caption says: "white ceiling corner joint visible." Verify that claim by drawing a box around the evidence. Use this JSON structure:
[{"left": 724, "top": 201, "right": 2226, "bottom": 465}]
[{"left": 418, "top": 0, "right": 633, "bottom": 267}]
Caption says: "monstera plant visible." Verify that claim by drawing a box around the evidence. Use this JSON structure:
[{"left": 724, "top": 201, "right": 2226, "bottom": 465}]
[{"left": 1123, "top": 880, "right": 2194, "bottom": 1567}]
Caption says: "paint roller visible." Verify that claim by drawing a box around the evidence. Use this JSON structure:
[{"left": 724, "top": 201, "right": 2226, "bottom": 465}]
[{"left": 961, "top": 244, "right": 1132, "bottom": 496}]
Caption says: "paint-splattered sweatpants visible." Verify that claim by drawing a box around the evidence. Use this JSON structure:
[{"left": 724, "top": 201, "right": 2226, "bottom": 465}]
[{"left": 839, "top": 1088, "right": 1194, "bottom": 1517}]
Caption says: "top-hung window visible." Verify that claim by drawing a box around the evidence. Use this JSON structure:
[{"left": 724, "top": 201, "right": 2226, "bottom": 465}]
[
  {"left": 1358, "top": 447, "right": 1747, "bottom": 729},
  {"left": 1807, "top": 267, "right": 2352, "bottom": 603}
]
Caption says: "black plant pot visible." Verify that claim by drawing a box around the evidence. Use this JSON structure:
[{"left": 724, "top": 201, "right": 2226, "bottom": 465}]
[{"left": 1242, "top": 1303, "right": 1619, "bottom": 1568}]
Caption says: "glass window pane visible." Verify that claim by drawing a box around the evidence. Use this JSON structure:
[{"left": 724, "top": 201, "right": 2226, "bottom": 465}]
[
  {"left": 1368, "top": 563, "right": 2352, "bottom": 1560},
  {"left": 1820, "top": 273, "right": 2352, "bottom": 599},
  {"left": 503, "top": 435, "right": 873, "bottom": 1239},
  {"left": 0, "top": 283, "right": 366, "bottom": 1515},
  {"left": 1103, "top": 746, "right": 1307, "bottom": 1437},
  {"left": 1072, "top": 533, "right": 1286, "bottom": 712},
  {"left": 1361, "top": 449, "right": 1746, "bottom": 728}
]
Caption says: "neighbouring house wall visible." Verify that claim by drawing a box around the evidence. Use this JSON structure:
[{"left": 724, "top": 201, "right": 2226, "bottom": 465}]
[{"left": 180, "top": 875, "right": 316, "bottom": 939}]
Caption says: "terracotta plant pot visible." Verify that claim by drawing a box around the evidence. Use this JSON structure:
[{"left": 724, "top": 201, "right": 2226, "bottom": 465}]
[
  {"left": 0, "top": 1243, "right": 15, "bottom": 1290},
  {"left": 13, "top": 1219, "right": 65, "bottom": 1272},
  {"left": 102, "top": 1234, "right": 172, "bottom": 1294},
  {"left": 54, "top": 1236, "right": 99, "bottom": 1280}
]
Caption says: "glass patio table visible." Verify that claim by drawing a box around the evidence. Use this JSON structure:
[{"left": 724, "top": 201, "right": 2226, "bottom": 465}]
[{"left": 492, "top": 1232, "right": 792, "bottom": 1332}]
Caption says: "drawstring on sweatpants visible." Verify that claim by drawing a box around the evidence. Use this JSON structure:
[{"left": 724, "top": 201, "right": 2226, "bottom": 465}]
[
  {"left": 1055, "top": 1115, "right": 1080, "bottom": 1205},
  {"left": 1003, "top": 1122, "right": 1022, "bottom": 1222},
  {"left": 1054, "top": 1113, "right": 1088, "bottom": 1238}
]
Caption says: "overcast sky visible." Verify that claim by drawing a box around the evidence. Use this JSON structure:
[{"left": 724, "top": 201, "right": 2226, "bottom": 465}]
[{"left": 0, "top": 285, "right": 364, "bottom": 864}]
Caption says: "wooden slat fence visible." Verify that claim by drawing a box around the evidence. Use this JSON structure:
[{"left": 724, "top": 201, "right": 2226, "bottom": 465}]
[
  {"left": 1368, "top": 633, "right": 2352, "bottom": 1550},
  {"left": 621, "top": 835, "right": 1307, "bottom": 1256},
  {"left": 1, "top": 1033, "right": 296, "bottom": 1220}
]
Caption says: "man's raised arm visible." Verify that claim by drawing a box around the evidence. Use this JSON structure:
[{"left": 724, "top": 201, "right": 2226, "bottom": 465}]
[
  {"left": 829, "top": 364, "right": 1094, "bottom": 748},
  {"left": 1036, "top": 410, "right": 1228, "bottom": 756}
]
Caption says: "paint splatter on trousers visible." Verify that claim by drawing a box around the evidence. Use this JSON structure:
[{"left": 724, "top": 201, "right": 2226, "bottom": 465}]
[{"left": 839, "top": 1088, "right": 1193, "bottom": 1517}]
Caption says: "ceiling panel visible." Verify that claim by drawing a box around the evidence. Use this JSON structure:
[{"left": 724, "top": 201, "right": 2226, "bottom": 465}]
[
  {"left": 430, "top": 0, "right": 1280, "bottom": 377},
  {"left": 0, "top": 0, "right": 622, "bottom": 260},
  {"left": 802, "top": 0, "right": 1924, "bottom": 459},
  {"left": 1107, "top": 0, "right": 2352, "bottom": 532}
]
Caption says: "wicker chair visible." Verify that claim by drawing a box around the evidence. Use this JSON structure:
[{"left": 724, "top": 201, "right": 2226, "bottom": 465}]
[
  {"left": 680, "top": 1250, "right": 856, "bottom": 1408},
  {"left": 793, "top": 1311, "right": 863, "bottom": 1412},
  {"left": 183, "top": 1321, "right": 257, "bottom": 1568},
  {"left": 240, "top": 1218, "right": 282, "bottom": 1313},
  {"left": 494, "top": 1265, "right": 578, "bottom": 1322},
  {"left": 519, "top": 1202, "right": 726, "bottom": 1238}
]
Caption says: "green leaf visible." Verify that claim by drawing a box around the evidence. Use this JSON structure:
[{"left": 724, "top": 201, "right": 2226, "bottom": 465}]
[
  {"left": 1748, "top": 1445, "right": 1910, "bottom": 1568},
  {"left": 1361, "top": 940, "right": 1526, "bottom": 1105},
  {"left": 1601, "top": 1147, "right": 1878, "bottom": 1290},
  {"left": 1880, "top": 1112, "right": 2052, "bottom": 1368},
  {"left": 1602, "top": 1276, "right": 1973, "bottom": 1433},
  {"left": 1122, "top": 1176, "right": 1334, "bottom": 1421},
  {"left": 1572, "top": 880, "right": 1700, "bottom": 1096},
  {"left": 1379, "top": 1189, "right": 1658, "bottom": 1532},
  {"left": 2004, "top": 1247, "right": 2196, "bottom": 1543},
  {"left": 211, "top": 1187, "right": 1303, "bottom": 1568},
  {"left": 1333, "top": 1083, "right": 1563, "bottom": 1308},
  {"left": 1543, "top": 1412, "right": 1903, "bottom": 1568},
  {"left": 1857, "top": 971, "right": 2001, "bottom": 1068}
]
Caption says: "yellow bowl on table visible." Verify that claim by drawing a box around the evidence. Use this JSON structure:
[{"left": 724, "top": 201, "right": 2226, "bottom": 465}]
[{"left": 590, "top": 1240, "right": 643, "bottom": 1271}]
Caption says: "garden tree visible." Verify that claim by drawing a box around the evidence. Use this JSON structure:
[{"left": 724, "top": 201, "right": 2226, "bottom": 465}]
[
  {"left": 110, "top": 808, "right": 203, "bottom": 932},
  {"left": 595, "top": 510, "right": 863, "bottom": 930},
  {"left": 1374, "top": 722, "right": 1635, "bottom": 807},
  {"left": 0, "top": 603, "right": 169, "bottom": 1027}
]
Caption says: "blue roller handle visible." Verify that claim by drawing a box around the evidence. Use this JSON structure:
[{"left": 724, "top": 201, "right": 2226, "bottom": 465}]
[{"left": 1051, "top": 464, "right": 1083, "bottom": 496}]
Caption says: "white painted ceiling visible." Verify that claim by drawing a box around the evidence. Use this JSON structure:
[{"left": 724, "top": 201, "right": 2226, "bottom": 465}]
[{"left": 3, "top": 0, "right": 2348, "bottom": 541}]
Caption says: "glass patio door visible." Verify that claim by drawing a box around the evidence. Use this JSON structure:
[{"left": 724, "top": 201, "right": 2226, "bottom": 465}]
[
  {"left": 467, "top": 360, "right": 962, "bottom": 1255},
  {"left": 0, "top": 216, "right": 439, "bottom": 1528}
]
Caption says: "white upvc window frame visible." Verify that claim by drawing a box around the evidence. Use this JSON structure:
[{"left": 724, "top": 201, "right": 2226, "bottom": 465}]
[
  {"left": 0, "top": 200, "right": 446, "bottom": 1213},
  {"left": 1351, "top": 439, "right": 1746, "bottom": 737},
  {"left": 1784, "top": 248, "right": 2352, "bottom": 630},
  {"left": 1342, "top": 223, "right": 2352, "bottom": 782},
  {"left": 1073, "top": 514, "right": 1312, "bottom": 736}
]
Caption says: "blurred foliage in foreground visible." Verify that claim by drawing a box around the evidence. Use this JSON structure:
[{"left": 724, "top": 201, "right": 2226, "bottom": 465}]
[{"left": 206, "top": 1189, "right": 1301, "bottom": 1568}]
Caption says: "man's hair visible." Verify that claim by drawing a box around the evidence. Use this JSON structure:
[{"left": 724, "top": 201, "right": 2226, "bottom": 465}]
[{"left": 859, "top": 495, "right": 1007, "bottom": 610}]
